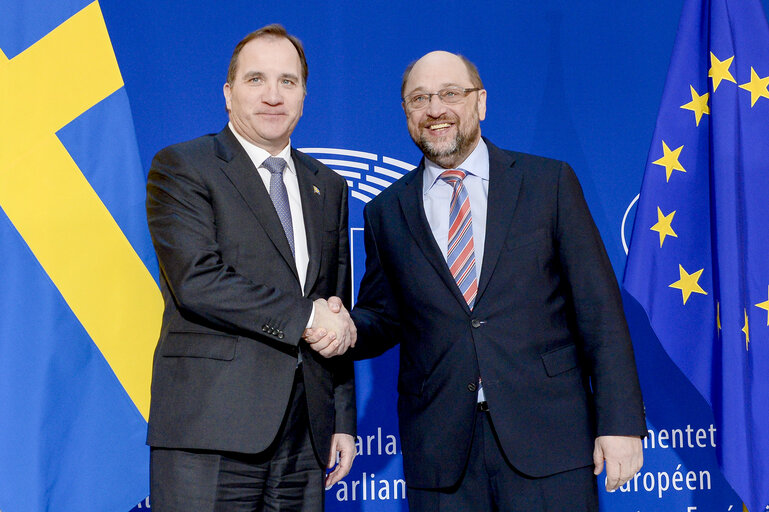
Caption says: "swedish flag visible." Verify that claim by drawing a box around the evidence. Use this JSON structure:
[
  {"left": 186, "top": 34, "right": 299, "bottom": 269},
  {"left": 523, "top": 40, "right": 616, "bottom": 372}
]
[
  {"left": 624, "top": 0, "right": 769, "bottom": 510},
  {"left": 0, "top": 1, "right": 161, "bottom": 510}
]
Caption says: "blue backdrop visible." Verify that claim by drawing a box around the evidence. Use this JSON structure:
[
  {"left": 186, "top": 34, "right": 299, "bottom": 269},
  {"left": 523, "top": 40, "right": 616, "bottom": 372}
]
[
  {"left": 108, "top": 1, "right": 760, "bottom": 511},
  {"left": 4, "top": 1, "right": 766, "bottom": 511}
]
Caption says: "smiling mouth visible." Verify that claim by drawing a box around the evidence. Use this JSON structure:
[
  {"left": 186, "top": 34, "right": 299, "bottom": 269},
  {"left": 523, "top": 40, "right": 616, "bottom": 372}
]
[{"left": 427, "top": 122, "right": 452, "bottom": 130}]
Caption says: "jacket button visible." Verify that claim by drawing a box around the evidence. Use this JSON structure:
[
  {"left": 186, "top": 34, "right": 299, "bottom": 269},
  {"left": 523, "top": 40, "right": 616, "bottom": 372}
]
[
  {"left": 467, "top": 383, "right": 477, "bottom": 392},
  {"left": 277, "top": 332, "right": 284, "bottom": 339},
  {"left": 262, "top": 325, "right": 268, "bottom": 332},
  {"left": 471, "top": 319, "right": 481, "bottom": 328}
]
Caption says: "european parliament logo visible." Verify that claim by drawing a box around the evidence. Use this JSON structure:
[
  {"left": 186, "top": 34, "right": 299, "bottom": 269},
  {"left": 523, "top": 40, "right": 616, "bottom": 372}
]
[
  {"left": 621, "top": 194, "right": 639, "bottom": 255},
  {"left": 300, "top": 147, "right": 414, "bottom": 204},
  {"left": 300, "top": 147, "right": 415, "bottom": 299}
]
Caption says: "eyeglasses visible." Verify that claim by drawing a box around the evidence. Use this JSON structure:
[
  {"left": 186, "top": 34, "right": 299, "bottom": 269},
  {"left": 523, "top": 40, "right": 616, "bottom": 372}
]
[{"left": 402, "top": 87, "right": 482, "bottom": 111}]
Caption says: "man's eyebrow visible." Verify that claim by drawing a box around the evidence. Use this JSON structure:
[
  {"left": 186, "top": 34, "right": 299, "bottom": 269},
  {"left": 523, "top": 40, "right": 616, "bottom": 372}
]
[
  {"left": 405, "top": 82, "right": 464, "bottom": 95},
  {"left": 240, "top": 71, "right": 300, "bottom": 82}
]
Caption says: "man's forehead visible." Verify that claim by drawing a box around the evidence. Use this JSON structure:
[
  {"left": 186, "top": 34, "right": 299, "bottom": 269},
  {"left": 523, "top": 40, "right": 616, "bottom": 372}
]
[
  {"left": 237, "top": 36, "right": 300, "bottom": 70},
  {"left": 406, "top": 53, "right": 471, "bottom": 90}
]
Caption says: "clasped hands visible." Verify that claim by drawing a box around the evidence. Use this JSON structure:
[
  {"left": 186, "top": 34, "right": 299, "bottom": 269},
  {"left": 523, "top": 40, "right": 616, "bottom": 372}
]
[{"left": 303, "top": 296, "right": 356, "bottom": 357}]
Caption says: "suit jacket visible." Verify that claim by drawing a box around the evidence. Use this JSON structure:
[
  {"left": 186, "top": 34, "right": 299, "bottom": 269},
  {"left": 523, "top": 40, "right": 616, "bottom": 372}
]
[
  {"left": 145, "top": 126, "right": 355, "bottom": 463},
  {"left": 352, "top": 138, "right": 645, "bottom": 489}
]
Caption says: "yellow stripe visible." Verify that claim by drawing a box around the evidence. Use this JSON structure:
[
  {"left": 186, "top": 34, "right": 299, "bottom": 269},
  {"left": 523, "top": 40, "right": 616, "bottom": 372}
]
[
  {"left": 1, "top": 2, "right": 123, "bottom": 152},
  {"left": 0, "top": 1, "right": 161, "bottom": 420}
]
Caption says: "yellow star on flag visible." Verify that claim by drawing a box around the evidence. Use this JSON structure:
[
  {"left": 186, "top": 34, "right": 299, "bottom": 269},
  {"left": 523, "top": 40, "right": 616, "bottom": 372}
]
[
  {"left": 739, "top": 67, "right": 769, "bottom": 107},
  {"left": 755, "top": 286, "right": 769, "bottom": 325},
  {"left": 708, "top": 52, "right": 736, "bottom": 91},
  {"left": 650, "top": 207, "right": 677, "bottom": 247},
  {"left": 652, "top": 141, "right": 686, "bottom": 182},
  {"left": 680, "top": 85, "right": 710, "bottom": 126},
  {"left": 669, "top": 264, "right": 708, "bottom": 304},
  {"left": 742, "top": 309, "right": 750, "bottom": 351}
]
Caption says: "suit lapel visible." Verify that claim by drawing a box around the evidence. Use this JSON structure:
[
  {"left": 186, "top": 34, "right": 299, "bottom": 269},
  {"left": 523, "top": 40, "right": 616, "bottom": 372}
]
[
  {"left": 397, "top": 163, "right": 472, "bottom": 313},
  {"left": 475, "top": 140, "right": 521, "bottom": 305},
  {"left": 293, "top": 149, "right": 323, "bottom": 295},
  {"left": 214, "top": 127, "right": 299, "bottom": 281}
]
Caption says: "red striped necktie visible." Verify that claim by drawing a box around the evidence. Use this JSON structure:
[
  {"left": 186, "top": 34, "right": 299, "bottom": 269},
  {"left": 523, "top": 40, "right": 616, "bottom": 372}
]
[{"left": 440, "top": 169, "right": 478, "bottom": 310}]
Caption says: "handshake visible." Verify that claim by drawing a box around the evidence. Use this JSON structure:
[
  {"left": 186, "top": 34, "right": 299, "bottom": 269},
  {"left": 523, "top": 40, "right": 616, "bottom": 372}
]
[{"left": 302, "top": 297, "right": 357, "bottom": 358}]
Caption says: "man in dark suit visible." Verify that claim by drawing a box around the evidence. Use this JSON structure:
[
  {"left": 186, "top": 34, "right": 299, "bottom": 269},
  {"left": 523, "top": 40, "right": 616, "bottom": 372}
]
[
  {"left": 145, "top": 25, "right": 356, "bottom": 511},
  {"left": 315, "top": 50, "right": 646, "bottom": 510}
]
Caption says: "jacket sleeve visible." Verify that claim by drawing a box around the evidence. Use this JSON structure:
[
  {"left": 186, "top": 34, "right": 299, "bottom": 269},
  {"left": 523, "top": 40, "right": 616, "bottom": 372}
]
[
  {"left": 555, "top": 162, "right": 647, "bottom": 437},
  {"left": 146, "top": 145, "right": 313, "bottom": 345},
  {"left": 349, "top": 202, "right": 403, "bottom": 360},
  {"left": 331, "top": 182, "right": 357, "bottom": 435}
]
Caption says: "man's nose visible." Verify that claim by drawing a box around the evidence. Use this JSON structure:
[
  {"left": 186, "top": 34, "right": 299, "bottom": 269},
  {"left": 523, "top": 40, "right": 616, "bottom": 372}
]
[
  {"left": 262, "top": 82, "right": 283, "bottom": 105},
  {"left": 425, "top": 94, "right": 447, "bottom": 117}
]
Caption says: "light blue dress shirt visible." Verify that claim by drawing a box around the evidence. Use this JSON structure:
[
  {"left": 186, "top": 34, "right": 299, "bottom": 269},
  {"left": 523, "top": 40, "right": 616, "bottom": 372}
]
[{"left": 422, "top": 139, "right": 490, "bottom": 280}]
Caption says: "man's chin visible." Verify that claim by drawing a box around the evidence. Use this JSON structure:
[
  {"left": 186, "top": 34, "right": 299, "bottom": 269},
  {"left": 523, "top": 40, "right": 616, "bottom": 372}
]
[{"left": 417, "top": 139, "right": 458, "bottom": 161}]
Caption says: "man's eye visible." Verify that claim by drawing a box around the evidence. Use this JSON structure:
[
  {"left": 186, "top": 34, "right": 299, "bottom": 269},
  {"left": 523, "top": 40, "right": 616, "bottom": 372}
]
[
  {"left": 249, "top": 77, "right": 262, "bottom": 84},
  {"left": 443, "top": 90, "right": 458, "bottom": 98},
  {"left": 282, "top": 79, "right": 296, "bottom": 86},
  {"left": 412, "top": 95, "right": 428, "bottom": 103}
]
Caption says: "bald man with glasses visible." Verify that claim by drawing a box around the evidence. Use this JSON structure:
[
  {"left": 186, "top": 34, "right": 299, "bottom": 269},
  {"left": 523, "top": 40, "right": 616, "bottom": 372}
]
[{"left": 311, "top": 50, "right": 646, "bottom": 511}]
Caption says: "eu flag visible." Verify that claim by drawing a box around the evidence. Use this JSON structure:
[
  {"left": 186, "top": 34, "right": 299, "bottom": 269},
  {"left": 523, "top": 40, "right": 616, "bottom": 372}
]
[
  {"left": 0, "top": 1, "right": 162, "bottom": 510},
  {"left": 624, "top": 0, "right": 769, "bottom": 510}
]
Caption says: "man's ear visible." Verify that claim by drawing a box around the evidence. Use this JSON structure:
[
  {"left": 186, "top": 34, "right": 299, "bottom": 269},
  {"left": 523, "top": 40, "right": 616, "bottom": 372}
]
[
  {"left": 223, "top": 82, "right": 232, "bottom": 112},
  {"left": 477, "top": 89, "right": 487, "bottom": 121}
]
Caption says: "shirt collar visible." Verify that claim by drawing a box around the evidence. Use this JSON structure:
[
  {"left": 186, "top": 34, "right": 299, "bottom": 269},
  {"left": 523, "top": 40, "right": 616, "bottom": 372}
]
[
  {"left": 228, "top": 122, "right": 295, "bottom": 175},
  {"left": 423, "top": 138, "right": 489, "bottom": 195}
]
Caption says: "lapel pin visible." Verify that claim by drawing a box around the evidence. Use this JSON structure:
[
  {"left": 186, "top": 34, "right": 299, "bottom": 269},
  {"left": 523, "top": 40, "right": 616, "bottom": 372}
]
[{"left": 313, "top": 185, "right": 321, "bottom": 195}]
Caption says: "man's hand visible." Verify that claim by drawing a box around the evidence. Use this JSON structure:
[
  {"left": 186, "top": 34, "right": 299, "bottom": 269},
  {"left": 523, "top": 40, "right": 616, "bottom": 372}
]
[
  {"left": 593, "top": 435, "right": 643, "bottom": 491},
  {"left": 303, "top": 298, "right": 356, "bottom": 357},
  {"left": 326, "top": 433, "right": 356, "bottom": 488},
  {"left": 324, "top": 296, "right": 356, "bottom": 348}
]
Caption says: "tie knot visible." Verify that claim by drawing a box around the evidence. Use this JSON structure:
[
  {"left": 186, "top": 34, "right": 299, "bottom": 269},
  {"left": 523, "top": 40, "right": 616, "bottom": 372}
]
[
  {"left": 439, "top": 169, "right": 467, "bottom": 187},
  {"left": 263, "top": 156, "right": 287, "bottom": 175}
]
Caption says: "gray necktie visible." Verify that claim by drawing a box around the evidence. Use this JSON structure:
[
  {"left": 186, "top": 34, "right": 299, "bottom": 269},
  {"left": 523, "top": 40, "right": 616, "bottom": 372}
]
[{"left": 262, "top": 157, "right": 295, "bottom": 256}]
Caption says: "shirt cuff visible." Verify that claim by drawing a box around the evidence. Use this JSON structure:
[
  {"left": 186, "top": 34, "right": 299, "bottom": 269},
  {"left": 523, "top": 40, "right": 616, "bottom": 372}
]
[{"left": 306, "top": 302, "right": 315, "bottom": 329}]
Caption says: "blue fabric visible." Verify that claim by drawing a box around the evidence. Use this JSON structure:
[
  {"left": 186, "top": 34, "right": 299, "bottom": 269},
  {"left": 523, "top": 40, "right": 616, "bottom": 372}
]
[
  {"left": 58, "top": 88, "right": 159, "bottom": 280},
  {"left": 624, "top": 0, "right": 769, "bottom": 510},
  {"left": 0, "top": 2, "right": 153, "bottom": 510}
]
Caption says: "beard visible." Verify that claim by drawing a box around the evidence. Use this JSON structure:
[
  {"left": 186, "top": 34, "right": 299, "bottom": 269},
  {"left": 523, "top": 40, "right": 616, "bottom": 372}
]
[
  {"left": 411, "top": 113, "right": 481, "bottom": 168},
  {"left": 417, "top": 131, "right": 461, "bottom": 160}
]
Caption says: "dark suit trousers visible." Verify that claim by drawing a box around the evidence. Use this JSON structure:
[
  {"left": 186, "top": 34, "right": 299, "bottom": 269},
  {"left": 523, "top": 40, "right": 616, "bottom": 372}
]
[
  {"left": 150, "top": 371, "right": 324, "bottom": 512},
  {"left": 407, "top": 409, "right": 598, "bottom": 512}
]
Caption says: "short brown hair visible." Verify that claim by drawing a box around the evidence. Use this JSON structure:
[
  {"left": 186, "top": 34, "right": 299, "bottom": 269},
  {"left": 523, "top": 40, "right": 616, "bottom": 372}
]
[
  {"left": 401, "top": 53, "right": 483, "bottom": 99},
  {"left": 227, "top": 24, "right": 308, "bottom": 88}
]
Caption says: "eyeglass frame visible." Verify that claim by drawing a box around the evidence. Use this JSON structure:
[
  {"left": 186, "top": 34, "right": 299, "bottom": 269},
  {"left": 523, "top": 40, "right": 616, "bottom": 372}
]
[{"left": 402, "top": 87, "right": 483, "bottom": 111}]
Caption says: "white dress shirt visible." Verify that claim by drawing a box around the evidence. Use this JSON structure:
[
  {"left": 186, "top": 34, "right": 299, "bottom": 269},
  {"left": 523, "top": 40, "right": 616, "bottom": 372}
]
[{"left": 229, "top": 123, "right": 314, "bottom": 328}]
